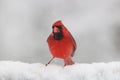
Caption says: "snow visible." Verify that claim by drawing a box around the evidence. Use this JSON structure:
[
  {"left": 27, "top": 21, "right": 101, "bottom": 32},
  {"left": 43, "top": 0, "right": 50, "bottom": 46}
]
[{"left": 0, "top": 61, "right": 120, "bottom": 80}]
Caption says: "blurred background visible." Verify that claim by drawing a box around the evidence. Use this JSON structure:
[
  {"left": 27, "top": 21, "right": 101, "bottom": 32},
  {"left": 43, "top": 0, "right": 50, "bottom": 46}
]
[{"left": 0, "top": 0, "right": 120, "bottom": 64}]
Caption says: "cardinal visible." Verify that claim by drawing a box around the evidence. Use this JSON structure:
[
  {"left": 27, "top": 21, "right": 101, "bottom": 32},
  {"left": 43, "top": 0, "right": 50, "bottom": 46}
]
[{"left": 46, "top": 20, "right": 77, "bottom": 66}]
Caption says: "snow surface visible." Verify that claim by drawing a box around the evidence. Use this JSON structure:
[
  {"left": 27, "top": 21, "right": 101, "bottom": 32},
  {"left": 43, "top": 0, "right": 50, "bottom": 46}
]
[{"left": 0, "top": 61, "right": 120, "bottom": 80}]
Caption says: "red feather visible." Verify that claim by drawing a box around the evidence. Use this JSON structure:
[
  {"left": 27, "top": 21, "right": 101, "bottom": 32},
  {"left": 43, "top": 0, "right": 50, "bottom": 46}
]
[{"left": 46, "top": 20, "right": 77, "bottom": 66}]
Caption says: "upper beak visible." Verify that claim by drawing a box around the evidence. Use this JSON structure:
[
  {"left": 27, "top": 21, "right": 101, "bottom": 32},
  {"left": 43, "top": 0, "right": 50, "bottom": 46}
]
[{"left": 53, "top": 27, "right": 60, "bottom": 33}]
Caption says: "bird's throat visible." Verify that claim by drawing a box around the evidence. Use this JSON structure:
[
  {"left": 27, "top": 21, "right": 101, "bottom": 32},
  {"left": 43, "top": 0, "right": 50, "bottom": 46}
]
[{"left": 53, "top": 32, "right": 63, "bottom": 40}]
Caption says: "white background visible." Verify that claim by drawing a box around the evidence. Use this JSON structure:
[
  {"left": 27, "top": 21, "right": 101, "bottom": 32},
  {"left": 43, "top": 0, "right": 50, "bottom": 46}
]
[{"left": 0, "top": 0, "right": 120, "bottom": 64}]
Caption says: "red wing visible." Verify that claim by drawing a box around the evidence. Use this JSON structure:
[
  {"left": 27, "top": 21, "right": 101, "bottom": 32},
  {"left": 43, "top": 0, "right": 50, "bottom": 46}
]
[
  {"left": 47, "top": 33, "right": 54, "bottom": 51},
  {"left": 47, "top": 33, "right": 53, "bottom": 43},
  {"left": 68, "top": 32, "right": 77, "bottom": 57}
]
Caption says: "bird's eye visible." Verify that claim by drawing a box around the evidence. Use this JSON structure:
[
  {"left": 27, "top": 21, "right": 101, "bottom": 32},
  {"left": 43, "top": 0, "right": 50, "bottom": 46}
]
[
  {"left": 52, "top": 26, "right": 55, "bottom": 29},
  {"left": 57, "top": 26, "right": 62, "bottom": 30}
]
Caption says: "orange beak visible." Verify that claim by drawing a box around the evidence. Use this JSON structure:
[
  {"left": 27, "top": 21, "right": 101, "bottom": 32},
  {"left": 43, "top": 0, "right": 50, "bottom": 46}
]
[{"left": 53, "top": 27, "right": 60, "bottom": 33}]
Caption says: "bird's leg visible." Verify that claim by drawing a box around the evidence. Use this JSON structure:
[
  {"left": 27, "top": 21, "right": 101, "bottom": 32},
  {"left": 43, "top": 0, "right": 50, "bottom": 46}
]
[
  {"left": 46, "top": 57, "right": 55, "bottom": 66},
  {"left": 64, "top": 64, "right": 66, "bottom": 66},
  {"left": 64, "top": 57, "right": 74, "bottom": 66}
]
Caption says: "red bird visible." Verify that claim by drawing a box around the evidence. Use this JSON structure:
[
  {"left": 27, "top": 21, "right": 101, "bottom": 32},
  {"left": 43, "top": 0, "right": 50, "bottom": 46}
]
[{"left": 46, "top": 20, "right": 77, "bottom": 66}]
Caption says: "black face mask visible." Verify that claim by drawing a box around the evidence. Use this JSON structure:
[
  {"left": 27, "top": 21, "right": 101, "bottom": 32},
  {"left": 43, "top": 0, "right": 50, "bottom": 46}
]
[
  {"left": 53, "top": 26, "right": 63, "bottom": 40},
  {"left": 53, "top": 32, "right": 63, "bottom": 40}
]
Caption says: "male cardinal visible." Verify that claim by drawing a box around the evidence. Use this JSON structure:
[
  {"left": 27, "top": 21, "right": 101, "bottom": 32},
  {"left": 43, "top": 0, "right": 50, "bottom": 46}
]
[{"left": 46, "top": 20, "right": 77, "bottom": 66}]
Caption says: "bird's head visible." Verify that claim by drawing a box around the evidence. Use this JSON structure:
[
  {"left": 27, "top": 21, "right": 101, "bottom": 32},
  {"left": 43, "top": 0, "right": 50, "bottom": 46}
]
[{"left": 52, "top": 20, "right": 63, "bottom": 40}]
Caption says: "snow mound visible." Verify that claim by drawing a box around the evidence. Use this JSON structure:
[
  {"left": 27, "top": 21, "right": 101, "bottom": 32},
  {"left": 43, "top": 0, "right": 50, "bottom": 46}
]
[{"left": 0, "top": 61, "right": 120, "bottom": 80}]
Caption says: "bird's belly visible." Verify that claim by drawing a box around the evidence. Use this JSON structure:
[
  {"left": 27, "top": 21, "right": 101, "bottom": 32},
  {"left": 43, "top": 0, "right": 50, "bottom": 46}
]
[{"left": 49, "top": 40, "right": 73, "bottom": 59}]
